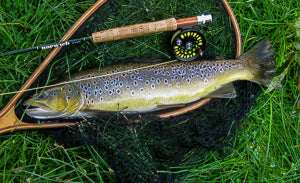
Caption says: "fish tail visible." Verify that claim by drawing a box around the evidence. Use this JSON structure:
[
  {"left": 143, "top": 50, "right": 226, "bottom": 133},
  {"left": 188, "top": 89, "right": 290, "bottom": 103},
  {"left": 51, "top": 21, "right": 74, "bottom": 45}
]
[{"left": 240, "top": 39, "right": 276, "bottom": 87}]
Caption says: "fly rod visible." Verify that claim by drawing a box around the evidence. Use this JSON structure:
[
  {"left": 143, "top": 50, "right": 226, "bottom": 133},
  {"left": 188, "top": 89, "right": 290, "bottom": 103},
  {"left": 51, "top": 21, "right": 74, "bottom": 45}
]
[{"left": 0, "top": 14, "right": 212, "bottom": 57}]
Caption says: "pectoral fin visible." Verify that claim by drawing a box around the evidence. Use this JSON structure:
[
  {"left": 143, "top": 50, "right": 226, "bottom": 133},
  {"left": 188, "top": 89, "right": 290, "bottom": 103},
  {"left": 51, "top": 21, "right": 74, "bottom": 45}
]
[
  {"left": 82, "top": 106, "right": 129, "bottom": 116},
  {"left": 206, "top": 83, "right": 237, "bottom": 98}
]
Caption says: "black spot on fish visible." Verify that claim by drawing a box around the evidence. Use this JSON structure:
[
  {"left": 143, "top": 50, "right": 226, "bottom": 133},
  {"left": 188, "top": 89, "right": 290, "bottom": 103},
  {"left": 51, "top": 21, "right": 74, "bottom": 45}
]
[
  {"left": 99, "top": 88, "right": 103, "bottom": 95},
  {"left": 131, "top": 91, "right": 135, "bottom": 96},
  {"left": 138, "top": 76, "right": 144, "bottom": 81},
  {"left": 151, "top": 77, "right": 155, "bottom": 82},
  {"left": 110, "top": 80, "right": 114, "bottom": 85},
  {"left": 186, "top": 78, "right": 191, "bottom": 83},
  {"left": 119, "top": 81, "right": 123, "bottom": 87},
  {"left": 151, "top": 83, "right": 155, "bottom": 89},
  {"left": 177, "top": 70, "right": 182, "bottom": 75},
  {"left": 171, "top": 76, "right": 175, "bottom": 81},
  {"left": 164, "top": 78, "right": 168, "bottom": 84},
  {"left": 116, "top": 88, "right": 121, "bottom": 94},
  {"left": 156, "top": 78, "right": 161, "bottom": 84}
]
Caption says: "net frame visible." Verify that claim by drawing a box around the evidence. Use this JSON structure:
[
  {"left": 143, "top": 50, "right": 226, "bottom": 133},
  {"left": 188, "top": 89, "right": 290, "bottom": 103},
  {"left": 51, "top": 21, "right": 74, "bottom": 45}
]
[{"left": 0, "top": 0, "right": 242, "bottom": 134}]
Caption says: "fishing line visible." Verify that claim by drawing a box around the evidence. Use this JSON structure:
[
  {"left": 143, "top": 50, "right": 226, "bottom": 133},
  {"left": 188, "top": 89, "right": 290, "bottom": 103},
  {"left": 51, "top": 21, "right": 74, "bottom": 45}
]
[{"left": 0, "top": 59, "right": 178, "bottom": 96}]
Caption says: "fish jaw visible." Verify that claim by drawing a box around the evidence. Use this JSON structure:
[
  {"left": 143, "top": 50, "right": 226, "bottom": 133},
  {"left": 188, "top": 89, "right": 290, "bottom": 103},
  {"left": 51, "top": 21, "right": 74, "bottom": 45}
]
[{"left": 24, "top": 102, "right": 66, "bottom": 119}]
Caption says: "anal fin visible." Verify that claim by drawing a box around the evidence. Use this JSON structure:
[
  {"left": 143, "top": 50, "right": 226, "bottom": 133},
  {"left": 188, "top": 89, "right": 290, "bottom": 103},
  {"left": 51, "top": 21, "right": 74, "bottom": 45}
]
[{"left": 206, "top": 83, "right": 237, "bottom": 98}]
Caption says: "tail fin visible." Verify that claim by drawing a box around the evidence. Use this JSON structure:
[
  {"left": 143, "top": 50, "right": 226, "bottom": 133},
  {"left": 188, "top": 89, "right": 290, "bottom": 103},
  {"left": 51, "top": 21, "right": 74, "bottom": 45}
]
[{"left": 240, "top": 39, "right": 276, "bottom": 87}]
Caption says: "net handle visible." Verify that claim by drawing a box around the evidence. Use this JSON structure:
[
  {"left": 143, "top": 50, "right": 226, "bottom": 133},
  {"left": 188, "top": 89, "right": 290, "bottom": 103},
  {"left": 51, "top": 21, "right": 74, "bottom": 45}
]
[
  {"left": 0, "top": 0, "right": 108, "bottom": 134},
  {"left": 157, "top": 0, "right": 242, "bottom": 118}
]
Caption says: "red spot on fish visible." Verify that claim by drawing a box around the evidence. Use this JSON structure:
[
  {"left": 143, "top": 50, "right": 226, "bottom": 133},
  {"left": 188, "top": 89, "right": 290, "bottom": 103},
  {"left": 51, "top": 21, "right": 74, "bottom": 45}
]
[
  {"left": 238, "top": 64, "right": 243, "bottom": 69},
  {"left": 219, "top": 67, "right": 224, "bottom": 73},
  {"left": 204, "top": 79, "right": 209, "bottom": 84},
  {"left": 168, "top": 84, "right": 172, "bottom": 88}
]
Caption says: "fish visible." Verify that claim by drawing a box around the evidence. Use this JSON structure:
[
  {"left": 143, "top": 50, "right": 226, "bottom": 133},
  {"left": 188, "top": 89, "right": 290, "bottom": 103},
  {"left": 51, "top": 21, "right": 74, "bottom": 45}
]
[{"left": 23, "top": 39, "right": 276, "bottom": 119}]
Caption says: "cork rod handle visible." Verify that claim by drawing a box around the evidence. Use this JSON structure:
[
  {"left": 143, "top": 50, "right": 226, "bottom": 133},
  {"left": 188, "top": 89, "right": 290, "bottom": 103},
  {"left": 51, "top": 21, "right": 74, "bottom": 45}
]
[
  {"left": 91, "top": 15, "right": 212, "bottom": 43},
  {"left": 92, "top": 18, "right": 178, "bottom": 43}
]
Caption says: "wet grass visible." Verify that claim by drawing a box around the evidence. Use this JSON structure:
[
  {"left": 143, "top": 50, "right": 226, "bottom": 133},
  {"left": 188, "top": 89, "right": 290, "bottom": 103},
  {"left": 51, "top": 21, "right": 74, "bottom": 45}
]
[{"left": 0, "top": 0, "right": 299, "bottom": 182}]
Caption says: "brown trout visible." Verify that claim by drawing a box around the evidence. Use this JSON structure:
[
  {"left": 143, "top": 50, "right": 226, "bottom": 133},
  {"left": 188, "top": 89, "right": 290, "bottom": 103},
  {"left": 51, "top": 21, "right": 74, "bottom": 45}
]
[{"left": 24, "top": 39, "right": 276, "bottom": 119}]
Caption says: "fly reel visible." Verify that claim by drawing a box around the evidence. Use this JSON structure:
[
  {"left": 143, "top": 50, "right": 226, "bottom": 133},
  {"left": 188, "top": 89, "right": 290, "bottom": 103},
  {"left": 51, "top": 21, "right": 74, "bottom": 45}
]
[{"left": 171, "top": 27, "right": 206, "bottom": 61}]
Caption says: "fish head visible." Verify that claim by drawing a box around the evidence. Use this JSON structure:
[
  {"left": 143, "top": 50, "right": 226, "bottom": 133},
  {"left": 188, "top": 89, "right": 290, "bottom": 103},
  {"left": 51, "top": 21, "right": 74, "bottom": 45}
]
[{"left": 23, "top": 86, "right": 83, "bottom": 119}]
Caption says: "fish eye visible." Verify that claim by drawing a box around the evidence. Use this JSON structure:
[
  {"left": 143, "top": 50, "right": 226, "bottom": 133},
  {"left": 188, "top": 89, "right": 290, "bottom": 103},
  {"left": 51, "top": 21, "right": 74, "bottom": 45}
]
[{"left": 38, "top": 92, "right": 48, "bottom": 99}]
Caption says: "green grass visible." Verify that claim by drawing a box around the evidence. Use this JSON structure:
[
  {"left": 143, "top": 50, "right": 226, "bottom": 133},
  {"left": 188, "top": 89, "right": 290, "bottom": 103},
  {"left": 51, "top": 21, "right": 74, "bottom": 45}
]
[{"left": 0, "top": 0, "right": 299, "bottom": 182}]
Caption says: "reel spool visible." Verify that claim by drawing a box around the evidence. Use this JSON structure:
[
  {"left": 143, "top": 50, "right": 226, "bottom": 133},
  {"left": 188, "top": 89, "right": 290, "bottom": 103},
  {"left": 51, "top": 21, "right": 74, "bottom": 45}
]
[{"left": 171, "top": 27, "right": 206, "bottom": 62}]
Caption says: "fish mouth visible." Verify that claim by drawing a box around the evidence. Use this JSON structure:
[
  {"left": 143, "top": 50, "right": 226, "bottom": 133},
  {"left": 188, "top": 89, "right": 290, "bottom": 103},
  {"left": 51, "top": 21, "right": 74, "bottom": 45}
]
[
  {"left": 23, "top": 103, "right": 61, "bottom": 119},
  {"left": 24, "top": 102, "right": 52, "bottom": 111}
]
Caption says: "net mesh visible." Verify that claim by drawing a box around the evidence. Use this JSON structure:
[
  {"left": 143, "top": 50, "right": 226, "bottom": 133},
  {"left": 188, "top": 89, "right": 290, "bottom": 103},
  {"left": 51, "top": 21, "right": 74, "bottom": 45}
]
[{"left": 16, "top": 0, "right": 262, "bottom": 182}]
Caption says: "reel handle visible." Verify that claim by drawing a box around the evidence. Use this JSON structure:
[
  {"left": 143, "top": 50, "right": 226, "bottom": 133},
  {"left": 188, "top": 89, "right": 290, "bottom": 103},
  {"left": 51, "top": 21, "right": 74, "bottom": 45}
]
[{"left": 92, "top": 15, "right": 212, "bottom": 43}]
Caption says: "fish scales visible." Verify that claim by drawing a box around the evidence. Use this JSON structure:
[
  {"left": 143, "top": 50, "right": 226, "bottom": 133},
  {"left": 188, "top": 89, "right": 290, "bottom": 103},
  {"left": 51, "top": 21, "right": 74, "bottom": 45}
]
[
  {"left": 70, "top": 60, "right": 246, "bottom": 112},
  {"left": 24, "top": 39, "right": 276, "bottom": 119}
]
